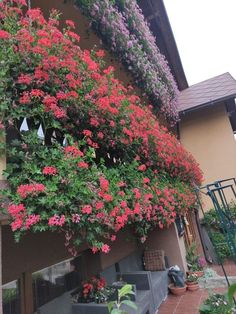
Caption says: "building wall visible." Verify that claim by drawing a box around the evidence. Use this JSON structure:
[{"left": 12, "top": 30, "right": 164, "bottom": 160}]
[
  {"left": 179, "top": 102, "right": 236, "bottom": 210},
  {"left": 142, "top": 224, "right": 187, "bottom": 271}
]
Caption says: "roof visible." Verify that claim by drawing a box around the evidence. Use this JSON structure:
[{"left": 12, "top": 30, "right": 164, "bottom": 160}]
[
  {"left": 178, "top": 72, "right": 236, "bottom": 113},
  {"left": 139, "top": 0, "right": 188, "bottom": 91}
]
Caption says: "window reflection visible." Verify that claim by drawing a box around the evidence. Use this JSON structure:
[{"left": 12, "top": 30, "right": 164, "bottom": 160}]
[
  {"left": 33, "top": 257, "right": 82, "bottom": 313},
  {"left": 3, "top": 280, "right": 21, "bottom": 314}
]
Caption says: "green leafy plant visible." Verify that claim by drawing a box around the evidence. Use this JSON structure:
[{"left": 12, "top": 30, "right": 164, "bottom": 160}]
[
  {"left": 186, "top": 242, "right": 206, "bottom": 271},
  {"left": 108, "top": 284, "right": 137, "bottom": 314},
  {"left": 186, "top": 273, "right": 198, "bottom": 283},
  {"left": 199, "top": 284, "right": 236, "bottom": 314},
  {"left": 203, "top": 206, "right": 236, "bottom": 261}
]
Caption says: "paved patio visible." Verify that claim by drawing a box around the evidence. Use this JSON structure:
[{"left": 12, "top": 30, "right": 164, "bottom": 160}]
[
  {"left": 158, "top": 287, "right": 226, "bottom": 314},
  {"left": 158, "top": 261, "right": 235, "bottom": 314}
]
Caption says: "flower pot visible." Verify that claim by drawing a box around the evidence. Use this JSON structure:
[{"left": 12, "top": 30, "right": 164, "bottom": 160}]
[
  {"left": 71, "top": 303, "right": 109, "bottom": 314},
  {"left": 168, "top": 283, "right": 186, "bottom": 296},
  {"left": 186, "top": 281, "right": 199, "bottom": 291}
]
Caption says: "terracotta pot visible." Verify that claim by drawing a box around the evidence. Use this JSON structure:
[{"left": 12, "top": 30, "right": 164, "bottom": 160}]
[
  {"left": 186, "top": 281, "right": 199, "bottom": 291},
  {"left": 168, "top": 284, "right": 186, "bottom": 296}
]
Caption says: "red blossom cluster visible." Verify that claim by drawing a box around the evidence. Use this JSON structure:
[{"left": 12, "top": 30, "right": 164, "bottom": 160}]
[
  {"left": 42, "top": 166, "right": 57, "bottom": 175},
  {"left": 82, "top": 276, "right": 106, "bottom": 298},
  {"left": 17, "top": 183, "right": 45, "bottom": 199}
]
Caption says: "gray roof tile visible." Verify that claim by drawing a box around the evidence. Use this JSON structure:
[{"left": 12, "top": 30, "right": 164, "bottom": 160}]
[{"left": 178, "top": 73, "right": 236, "bottom": 112}]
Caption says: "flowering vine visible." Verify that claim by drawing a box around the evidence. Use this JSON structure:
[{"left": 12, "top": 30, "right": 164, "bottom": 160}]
[
  {"left": 0, "top": 0, "right": 202, "bottom": 255},
  {"left": 75, "top": 0, "right": 179, "bottom": 123}
]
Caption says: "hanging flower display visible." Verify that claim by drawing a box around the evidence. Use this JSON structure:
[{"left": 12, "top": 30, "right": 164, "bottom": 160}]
[
  {"left": 75, "top": 0, "right": 179, "bottom": 123},
  {"left": 0, "top": 0, "right": 202, "bottom": 255}
]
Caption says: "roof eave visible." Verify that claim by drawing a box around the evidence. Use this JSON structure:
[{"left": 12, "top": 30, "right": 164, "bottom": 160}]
[{"left": 179, "top": 94, "right": 236, "bottom": 115}]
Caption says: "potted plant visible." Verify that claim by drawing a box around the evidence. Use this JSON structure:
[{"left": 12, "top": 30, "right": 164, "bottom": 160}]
[
  {"left": 186, "top": 242, "right": 206, "bottom": 277},
  {"left": 186, "top": 273, "right": 199, "bottom": 291},
  {"left": 71, "top": 276, "right": 116, "bottom": 314},
  {"left": 168, "top": 267, "right": 186, "bottom": 296},
  {"left": 108, "top": 284, "right": 137, "bottom": 314}
]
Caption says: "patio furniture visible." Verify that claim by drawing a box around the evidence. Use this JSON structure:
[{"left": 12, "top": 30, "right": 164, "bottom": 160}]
[{"left": 100, "top": 249, "right": 169, "bottom": 314}]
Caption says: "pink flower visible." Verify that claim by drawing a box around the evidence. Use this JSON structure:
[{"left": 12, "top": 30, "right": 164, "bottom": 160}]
[
  {"left": 48, "top": 214, "right": 65, "bottom": 226},
  {"left": 0, "top": 30, "right": 10, "bottom": 39},
  {"left": 42, "top": 166, "right": 57, "bottom": 175},
  {"left": 120, "top": 200, "right": 127, "bottom": 208},
  {"left": 81, "top": 205, "right": 92, "bottom": 214},
  {"left": 103, "top": 66, "right": 114, "bottom": 75},
  {"left": 95, "top": 201, "right": 104, "bottom": 210},
  {"left": 78, "top": 161, "right": 89, "bottom": 169},
  {"left": 25, "top": 214, "right": 40, "bottom": 229},
  {"left": 72, "top": 214, "right": 80, "bottom": 223},
  {"left": 103, "top": 194, "right": 113, "bottom": 202},
  {"left": 11, "top": 218, "right": 23, "bottom": 231},
  {"left": 17, "top": 74, "right": 32, "bottom": 85},
  {"left": 110, "top": 235, "right": 116, "bottom": 242},
  {"left": 96, "top": 49, "right": 105, "bottom": 58},
  {"left": 92, "top": 247, "right": 98, "bottom": 254},
  {"left": 138, "top": 164, "right": 146, "bottom": 171},
  {"left": 101, "top": 244, "right": 110, "bottom": 253},
  {"left": 83, "top": 129, "right": 92, "bottom": 137},
  {"left": 110, "top": 121, "right": 115, "bottom": 128},
  {"left": 66, "top": 19, "right": 75, "bottom": 29},
  {"left": 97, "top": 131, "right": 104, "bottom": 139},
  {"left": 17, "top": 183, "right": 45, "bottom": 198},
  {"left": 143, "top": 177, "right": 150, "bottom": 184},
  {"left": 8, "top": 204, "right": 25, "bottom": 217},
  {"left": 64, "top": 146, "right": 84, "bottom": 158},
  {"left": 99, "top": 177, "right": 109, "bottom": 191}
]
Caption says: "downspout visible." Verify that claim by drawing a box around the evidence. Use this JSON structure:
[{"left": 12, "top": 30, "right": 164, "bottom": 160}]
[{"left": 194, "top": 208, "right": 212, "bottom": 263}]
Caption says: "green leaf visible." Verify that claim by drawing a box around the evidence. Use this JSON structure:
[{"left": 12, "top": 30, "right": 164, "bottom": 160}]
[
  {"left": 227, "top": 283, "right": 236, "bottom": 306},
  {"left": 107, "top": 301, "right": 116, "bottom": 312},
  {"left": 121, "top": 299, "right": 137, "bottom": 310},
  {"left": 111, "top": 309, "right": 120, "bottom": 314},
  {"left": 118, "top": 284, "right": 134, "bottom": 298}
]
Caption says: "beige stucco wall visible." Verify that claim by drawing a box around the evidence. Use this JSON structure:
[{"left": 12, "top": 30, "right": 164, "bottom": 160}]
[
  {"left": 142, "top": 224, "right": 187, "bottom": 271},
  {"left": 179, "top": 102, "right": 236, "bottom": 210}
]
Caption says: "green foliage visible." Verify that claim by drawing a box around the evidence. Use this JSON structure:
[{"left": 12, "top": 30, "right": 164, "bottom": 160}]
[
  {"left": 199, "top": 284, "right": 236, "bottom": 314},
  {"left": 3, "top": 288, "right": 17, "bottom": 303},
  {"left": 108, "top": 284, "right": 137, "bottom": 314},
  {"left": 203, "top": 205, "right": 236, "bottom": 261}
]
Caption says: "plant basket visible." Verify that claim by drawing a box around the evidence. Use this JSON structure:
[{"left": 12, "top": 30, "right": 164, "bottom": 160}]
[{"left": 168, "top": 284, "right": 186, "bottom": 296}]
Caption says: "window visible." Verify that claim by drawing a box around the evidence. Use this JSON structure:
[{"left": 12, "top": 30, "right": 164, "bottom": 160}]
[
  {"left": 3, "top": 280, "right": 21, "bottom": 314},
  {"left": 33, "top": 257, "right": 82, "bottom": 313}
]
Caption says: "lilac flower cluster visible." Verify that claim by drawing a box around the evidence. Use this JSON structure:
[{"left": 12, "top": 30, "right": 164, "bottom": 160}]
[{"left": 75, "top": 0, "right": 179, "bottom": 123}]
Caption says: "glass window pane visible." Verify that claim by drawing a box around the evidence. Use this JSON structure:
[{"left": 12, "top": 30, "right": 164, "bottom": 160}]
[
  {"left": 33, "top": 257, "right": 82, "bottom": 313},
  {"left": 3, "top": 280, "right": 21, "bottom": 314}
]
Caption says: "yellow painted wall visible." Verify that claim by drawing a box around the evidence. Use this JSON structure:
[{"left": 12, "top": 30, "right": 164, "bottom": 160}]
[{"left": 179, "top": 102, "right": 236, "bottom": 210}]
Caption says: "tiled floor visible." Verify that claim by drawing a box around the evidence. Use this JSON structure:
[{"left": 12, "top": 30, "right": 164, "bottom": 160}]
[
  {"left": 158, "top": 287, "right": 226, "bottom": 314},
  {"left": 211, "top": 260, "right": 236, "bottom": 276},
  {"left": 158, "top": 262, "right": 236, "bottom": 314}
]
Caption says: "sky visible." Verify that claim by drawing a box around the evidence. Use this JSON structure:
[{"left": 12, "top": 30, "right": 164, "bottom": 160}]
[{"left": 163, "top": 0, "right": 236, "bottom": 86}]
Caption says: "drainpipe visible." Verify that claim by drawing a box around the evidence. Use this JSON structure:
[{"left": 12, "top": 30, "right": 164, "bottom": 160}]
[{"left": 194, "top": 208, "right": 211, "bottom": 262}]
